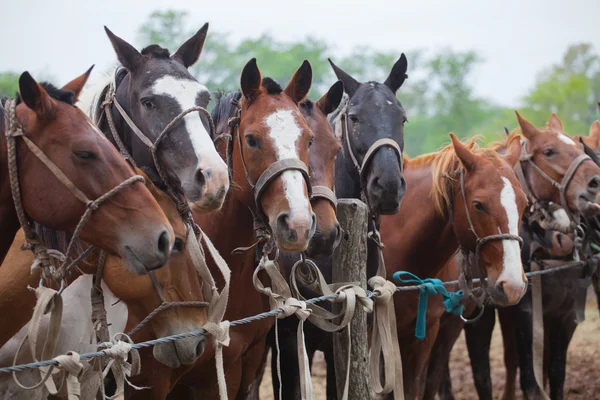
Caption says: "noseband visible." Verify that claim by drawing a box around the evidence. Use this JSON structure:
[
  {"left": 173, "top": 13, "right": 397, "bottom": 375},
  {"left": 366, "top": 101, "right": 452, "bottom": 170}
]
[
  {"left": 3, "top": 98, "right": 143, "bottom": 283},
  {"left": 226, "top": 101, "right": 313, "bottom": 227},
  {"left": 517, "top": 139, "right": 591, "bottom": 224}
]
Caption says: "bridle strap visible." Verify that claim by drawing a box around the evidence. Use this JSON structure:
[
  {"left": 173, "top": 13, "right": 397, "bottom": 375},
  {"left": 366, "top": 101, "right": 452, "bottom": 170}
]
[
  {"left": 311, "top": 186, "right": 337, "bottom": 210},
  {"left": 341, "top": 110, "right": 402, "bottom": 183}
]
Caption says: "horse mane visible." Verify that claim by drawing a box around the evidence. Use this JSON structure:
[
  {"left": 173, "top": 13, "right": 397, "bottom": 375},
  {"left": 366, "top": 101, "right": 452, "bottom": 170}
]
[
  {"left": 405, "top": 136, "right": 505, "bottom": 217},
  {"left": 490, "top": 129, "right": 522, "bottom": 154},
  {"left": 299, "top": 99, "right": 314, "bottom": 117},
  {"left": 211, "top": 90, "right": 242, "bottom": 136},
  {"left": 261, "top": 78, "right": 282, "bottom": 95},
  {"left": 141, "top": 45, "right": 171, "bottom": 59}
]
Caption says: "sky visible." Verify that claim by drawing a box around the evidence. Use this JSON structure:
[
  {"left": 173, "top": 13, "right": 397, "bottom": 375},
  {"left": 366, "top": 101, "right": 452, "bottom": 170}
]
[{"left": 2, "top": 0, "right": 599, "bottom": 106}]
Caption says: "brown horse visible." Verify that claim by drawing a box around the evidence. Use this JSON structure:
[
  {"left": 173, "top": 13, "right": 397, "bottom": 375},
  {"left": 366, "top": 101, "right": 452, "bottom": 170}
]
[
  {"left": 380, "top": 133, "right": 527, "bottom": 399},
  {"left": 0, "top": 70, "right": 173, "bottom": 272},
  {"left": 125, "top": 59, "right": 316, "bottom": 400},
  {"left": 0, "top": 174, "right": 207, "bottom": 398},
  {"left": 429, "top": 114, "right": 600, "bottom": 400}
]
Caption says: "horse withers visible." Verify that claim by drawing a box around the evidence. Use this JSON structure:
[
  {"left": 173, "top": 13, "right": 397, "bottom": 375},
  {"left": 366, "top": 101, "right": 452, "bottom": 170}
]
[
  {"left": 79, "top": 24, "right": 229, "bottom": 211},
  {"left": 0, "top": 70, "right": 173, "bottom": 272}
]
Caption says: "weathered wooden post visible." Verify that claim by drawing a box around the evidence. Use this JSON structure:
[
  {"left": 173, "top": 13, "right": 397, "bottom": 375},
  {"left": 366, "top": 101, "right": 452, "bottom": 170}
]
[{"left": 333, "top": 198, "right": 370, "bottom": 399}]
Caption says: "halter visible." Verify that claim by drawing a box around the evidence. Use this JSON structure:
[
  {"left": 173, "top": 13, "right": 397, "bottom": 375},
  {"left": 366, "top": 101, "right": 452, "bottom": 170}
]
[
  {"left": 226, "top": 100, "right": 313, "bottom": 230},
  {"left": 3, "top": 98, "right": 143, "bottom": 283},
  {"left": 517, "top": 139, "right": 591, "bottom": 225}
]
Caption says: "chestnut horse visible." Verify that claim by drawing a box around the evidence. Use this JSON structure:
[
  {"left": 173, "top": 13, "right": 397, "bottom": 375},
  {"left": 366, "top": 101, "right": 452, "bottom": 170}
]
[
  {"left": 380, "top": 133, "right": 528, "bottom": 399},
  {"left": 79, "top": 24, "right": 229, "bottom": 211},
  {"left": 0, "top": 174, "right": 207, "bottom": 399},
  {"left": 125, "top": 59, "right": 316, "bottom": 400},
  {"left": 0, "top": 71, "right": 172, "bottom": 270},
  {"left": 430, "top": 114, "right": 600, "bottom": 400}
]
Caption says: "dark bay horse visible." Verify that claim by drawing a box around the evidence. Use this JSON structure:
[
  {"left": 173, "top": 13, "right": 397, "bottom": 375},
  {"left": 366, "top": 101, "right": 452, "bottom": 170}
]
[
  {"left": 265, "top": 55, "right": 410, "bottom": 400},
  {"left": 0, "top": 173, "right": 208, "bottom": 398},
  {"left": 79, "top": 24, "right": 229, "bottom": 211},
  {"left": 380, "top": 133, "right": 527, "bottom": 399},
  {"left": 127, "top": 59, "right": 317, "bottom": 399},
  {"left": 0, "top": 70, "right": 172, "bottom": 271},
  {"left": 431, "top": 114, "right": 600, "bottom": 400}
]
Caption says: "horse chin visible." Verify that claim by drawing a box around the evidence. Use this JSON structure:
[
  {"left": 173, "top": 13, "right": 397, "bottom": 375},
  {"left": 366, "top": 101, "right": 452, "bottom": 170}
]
[
  {"left": 305, "top": 227, "right": 342, "bottom": 259},
  {"left": 487, "top": 283, "right": 527, "bottom": 307}
]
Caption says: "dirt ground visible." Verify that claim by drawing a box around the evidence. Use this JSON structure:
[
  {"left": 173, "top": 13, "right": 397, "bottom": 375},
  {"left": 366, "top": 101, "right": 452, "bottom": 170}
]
[{"left": 259, "top": 289, "right": 600, "bottom": 399}]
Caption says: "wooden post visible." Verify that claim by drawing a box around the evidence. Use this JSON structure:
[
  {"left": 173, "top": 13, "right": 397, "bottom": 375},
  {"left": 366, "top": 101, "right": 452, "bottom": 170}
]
[{"left": 333, "top": 199, "right": 370, "bottom": 399}]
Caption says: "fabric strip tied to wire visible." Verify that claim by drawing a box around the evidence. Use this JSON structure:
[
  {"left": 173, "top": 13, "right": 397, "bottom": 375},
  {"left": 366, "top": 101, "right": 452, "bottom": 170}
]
[
  {"left": 392, "top": 271, "right": 465, "bottom": 340},
  {"left": 254, "top": 256, "right": 314, "bottom": 400}
]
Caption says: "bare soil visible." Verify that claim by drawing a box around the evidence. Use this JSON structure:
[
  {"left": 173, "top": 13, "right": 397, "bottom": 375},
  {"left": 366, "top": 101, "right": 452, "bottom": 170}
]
[{"left": 259, "top": 289, "right": 600, "bottom": 399}]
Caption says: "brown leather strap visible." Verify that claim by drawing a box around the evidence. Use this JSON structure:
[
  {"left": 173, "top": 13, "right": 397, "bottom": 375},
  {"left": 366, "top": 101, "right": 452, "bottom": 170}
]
[{"left": 310, "top": 185, "right": 337, "bottom": 210}]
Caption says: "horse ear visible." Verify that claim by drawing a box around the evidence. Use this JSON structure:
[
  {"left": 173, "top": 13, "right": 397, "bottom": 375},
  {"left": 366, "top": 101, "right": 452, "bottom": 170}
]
[
  {"left": 384, "top": 53, "right": 408, "bottom": 94},
  {"left": 61, "top": 65, "right": 94, "bottom": 103},
  {"left": 515, "top": 111, "right": 538, "bottom": 140},
  {"left": 241, "top": 58, "right": 262, "bottom": 102},
  {"left": 547, "top": 113, "right": 564, "bottom": 132},
  {"left": 504, "top": 127, "right": 510, "bottom": 136},
  {"left": 589, "top": 120, "right": 600, "bottom": 148},
  {"left": 328, "top": 58, "right": 360, "bottom": 98},
  {"left": 104, "top": 26, "right": 143, "bottom": 72},
  {"left": 172, "top": 23, "right": 209, "bottom": 68},
  {"left": 450, "top": 133, "right": 477, "bottom": 171},
  {"left": 284, "top": 60, "right": 312, "bottom": 104},
  {"left": 503, "top": 135, "right": 522, "bottom": 168},
  {"left": 316, "top": 80, "right": 344, "bottom": 115},
  {"left": 18, "top": 71, "right": 54, "bottom": 117}
]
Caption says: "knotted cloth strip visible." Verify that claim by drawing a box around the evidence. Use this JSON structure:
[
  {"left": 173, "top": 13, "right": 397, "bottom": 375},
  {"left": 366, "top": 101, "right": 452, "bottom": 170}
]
[
  {"left": 289, "top": 259, "right": 372, "bottom": 400},
  {"left": 368, "top": 276, "right": 405, "bottom": 400},
  {"left": 253, "top": 255, "right": 315, "bottom": 400},
  {"left": 392, "top": 271, "right": 464, "bottom": 339},
  {"left": 98, "top": 334, "right": 144, "bottom": 400}
]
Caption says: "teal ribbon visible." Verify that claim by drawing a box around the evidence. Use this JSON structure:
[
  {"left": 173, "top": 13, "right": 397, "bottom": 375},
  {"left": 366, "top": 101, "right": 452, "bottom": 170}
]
[{"left": 392, "top": 271, "right": 464, "bottom": 340}]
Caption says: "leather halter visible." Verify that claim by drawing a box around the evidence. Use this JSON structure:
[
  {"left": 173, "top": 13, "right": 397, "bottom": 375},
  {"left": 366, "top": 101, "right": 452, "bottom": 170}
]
[
  {"left": 227, "top": 102, "right": 313, "bottom": 224},
  {"left": 517, "top": 138, "right": 591, "bottom": 224},
  {"left": 340, "top": 108, "right": 403, "bottom": 186},
  {"left": 3, "top": 98, "right": 143, "bottom": 282}
]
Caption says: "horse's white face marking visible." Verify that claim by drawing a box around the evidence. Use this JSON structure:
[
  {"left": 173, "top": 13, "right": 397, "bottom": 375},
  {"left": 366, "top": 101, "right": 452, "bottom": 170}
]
[
  {"left": 152, "top": 76, "right": 226, "bottom": 173},
  {"left": 551, "top": 207, "right": 571, "bottom": 230},
  {"left": 498, "top": 177, "right": 523, "bottom": 285},
  {"left": 556, "top": 132, "right": 576, "bottom": 146},
  {"left": 264, "top": 109, "right": 311, "bottom": 225}
]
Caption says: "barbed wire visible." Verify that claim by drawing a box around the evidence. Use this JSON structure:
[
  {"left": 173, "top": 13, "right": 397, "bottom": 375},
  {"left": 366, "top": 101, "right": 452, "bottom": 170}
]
[{"left": 0, "top": 259, "right": 586, "bottom": 375}]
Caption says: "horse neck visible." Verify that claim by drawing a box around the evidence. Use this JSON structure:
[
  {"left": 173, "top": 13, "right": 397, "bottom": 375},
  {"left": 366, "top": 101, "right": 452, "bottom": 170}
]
[{"left": 381, "top": 163, "right": 458, "bottom": 280}]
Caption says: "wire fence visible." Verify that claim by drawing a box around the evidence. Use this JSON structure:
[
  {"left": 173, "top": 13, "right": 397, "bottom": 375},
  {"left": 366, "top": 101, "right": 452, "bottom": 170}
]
[{"left": 0, "top": 259, "right": 587, "bottom": 375}]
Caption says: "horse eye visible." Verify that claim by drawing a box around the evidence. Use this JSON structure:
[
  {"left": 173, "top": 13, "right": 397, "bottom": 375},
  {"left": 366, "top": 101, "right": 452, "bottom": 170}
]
[
  {"left": 474, "top": 201, "right": 485, "bottom": 212},
  {"left": 173, "top": 238, "right": 184, "bottom": 252},
  {"left": 73, "top": 151, "right": 97, "bottom": 160},
  {"left": 308, "top": 137, "right": 314, "bottom": 148},
  {"left": 348, "top": 114, "right": 359, "bottom": 123},
  {"left": 141, "top": 99, "right": 155, "bottom": 110},
  {"left": 543, "top": 148, "right": 556, "bottom": 158},
  {"left": 245, "top": 135, "right": 259, "bottom": 148}
]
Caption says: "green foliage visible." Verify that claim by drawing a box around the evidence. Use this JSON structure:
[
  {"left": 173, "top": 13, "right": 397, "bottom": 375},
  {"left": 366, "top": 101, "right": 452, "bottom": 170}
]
[{"left": 0, "top": 72, "right": 19, "bottom": 98}]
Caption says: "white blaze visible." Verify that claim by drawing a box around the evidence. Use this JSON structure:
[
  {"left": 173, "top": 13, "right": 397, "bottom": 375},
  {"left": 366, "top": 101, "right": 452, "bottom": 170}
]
[
  {"left": 152, "top": 76, "right": 226, "bottom": 173},
  {"left": 265, "top": 109, "right": 311, "bottom": 224},
  {"left": 499, "top": 177, "right": 523, "bottom": 284},
  {"left": 556, "top": 132, "right": 576, "bottom": 146}
]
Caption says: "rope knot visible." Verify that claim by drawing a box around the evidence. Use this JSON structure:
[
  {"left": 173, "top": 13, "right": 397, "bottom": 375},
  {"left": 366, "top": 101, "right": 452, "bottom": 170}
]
[
  {"left": 86, "top": 201, "right": 99, "bottom": 211},
  {"left": 280, "top": 298, "right": 311, "bottom": 320},
  {"left": 204, "top": 321, "right": 231, "bottom": 347},
  {"left": 369, "top": 276, "right": 396, "bottom": 304},
  {"left": 53, "top": 351, "right": 84, "bottom": 378}
]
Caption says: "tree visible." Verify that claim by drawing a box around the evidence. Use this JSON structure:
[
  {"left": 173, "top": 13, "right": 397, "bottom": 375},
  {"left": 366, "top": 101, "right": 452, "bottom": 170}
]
[
  {"left": 522, "top": 43, "right": 600, "bottom": 135},
  {"left": 0, "top": 72, "right": 19, "bottom": 98}
]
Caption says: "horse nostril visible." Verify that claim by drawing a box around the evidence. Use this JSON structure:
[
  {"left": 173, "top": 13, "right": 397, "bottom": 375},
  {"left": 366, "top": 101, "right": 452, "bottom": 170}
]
[
  {"left": 157, "top": 230, "right": 170, "bottom": 258},
  {"left": 195, "top": 338, "right": 206, "bottom": 358},
  {"left": 195, "top": 168, "right": 206, "bottom": 186}
]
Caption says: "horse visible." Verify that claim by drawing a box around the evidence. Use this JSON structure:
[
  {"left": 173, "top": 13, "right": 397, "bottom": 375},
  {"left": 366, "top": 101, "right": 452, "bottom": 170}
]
[
  {"left": 124, "top": 59, "right": 316, "bottom": 400},
  {"left": 378, "top": 132, "right": 527, "bottom": 399},
  {"left": 432, "top": 113, "right": 600, "bottom": 400},
  {"left": 78, "top": 24, "right": 229, "bottom": 211},
  {"left": 0, "top": 70, "right": 173, "bottom": 270},
  {"left": 0, "top": 173, "right": 207, "bottom": 399}
]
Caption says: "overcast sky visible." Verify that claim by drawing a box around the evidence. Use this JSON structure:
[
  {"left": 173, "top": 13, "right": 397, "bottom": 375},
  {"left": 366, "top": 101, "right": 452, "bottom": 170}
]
[{"left": 2, "top": 0, "right": 598, "bottom": 106}]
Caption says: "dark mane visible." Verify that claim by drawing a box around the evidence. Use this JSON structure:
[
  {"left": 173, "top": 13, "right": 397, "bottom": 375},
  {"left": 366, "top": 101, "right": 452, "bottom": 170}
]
[
  {"left": 15, "top": 82, "right": 75, "bottom": 106},
  {"left": 300, "top": 99, "right": 314, "bottom": 117},
  {"left": 261, "top": 78, "right": 282, "bottom": 95},
  {"left": 211, "top": 90, "right": 242, "bottom": 133},
  {"left": 141, "top": 45, "right": 171, "bottom": 59}
]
